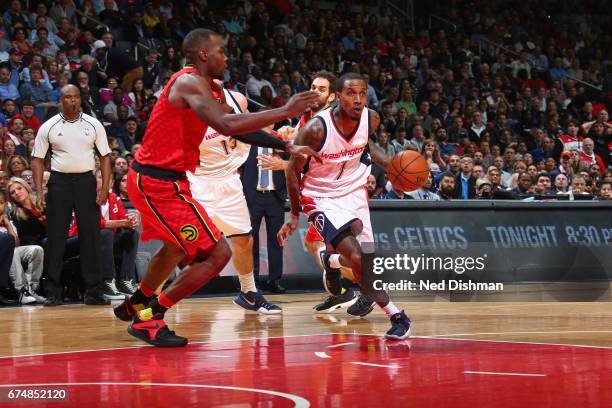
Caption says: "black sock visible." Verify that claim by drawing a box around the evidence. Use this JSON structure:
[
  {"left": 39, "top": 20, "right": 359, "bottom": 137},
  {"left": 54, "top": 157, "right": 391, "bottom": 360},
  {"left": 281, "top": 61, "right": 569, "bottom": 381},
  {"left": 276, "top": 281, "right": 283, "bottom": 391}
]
[
  {"left": 149, "top": 297, "right": 168, "bottom": 315},
  {"left": 130, "top": 289, "right": 152, "bottom": 306}
]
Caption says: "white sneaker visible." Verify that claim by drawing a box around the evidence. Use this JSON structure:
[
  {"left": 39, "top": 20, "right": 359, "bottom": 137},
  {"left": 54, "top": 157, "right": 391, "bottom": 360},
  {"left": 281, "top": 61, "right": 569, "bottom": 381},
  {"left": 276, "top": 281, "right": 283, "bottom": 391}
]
[
  {"left": 19, "top": 288, "right": 37, "bottom": 305},
  {"left": 101, "top": 279, "right": 125, "bottom": 300},
  {"left": 28, "top": 286, "right": 46, "bottom": 303}
]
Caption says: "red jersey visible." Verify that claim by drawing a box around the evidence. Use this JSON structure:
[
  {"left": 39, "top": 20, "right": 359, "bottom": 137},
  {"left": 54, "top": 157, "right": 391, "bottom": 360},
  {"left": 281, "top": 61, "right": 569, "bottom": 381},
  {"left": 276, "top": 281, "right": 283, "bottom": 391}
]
[{"left": 136, "top": 67, "right": 217, "bottom": 172}]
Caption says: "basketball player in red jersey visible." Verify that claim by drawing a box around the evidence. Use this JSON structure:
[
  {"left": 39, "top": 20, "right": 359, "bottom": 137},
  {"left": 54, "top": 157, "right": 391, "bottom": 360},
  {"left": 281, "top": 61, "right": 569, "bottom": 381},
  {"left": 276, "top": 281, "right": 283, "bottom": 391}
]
[
  {"left": 278, "top": 73, "right": 412, "bottom": 340},
  {"left": 114, "top": 28, "right": 320, "bottom": 347}
]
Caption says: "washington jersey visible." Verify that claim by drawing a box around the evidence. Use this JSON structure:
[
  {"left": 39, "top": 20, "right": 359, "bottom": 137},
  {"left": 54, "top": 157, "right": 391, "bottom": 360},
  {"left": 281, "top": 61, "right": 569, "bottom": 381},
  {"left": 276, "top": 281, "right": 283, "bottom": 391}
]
[
  {"left": 301, "top": 107, "right": 371, "bottom": 198},
  {"left": 191, "top": 89, "right": 250, "bottom": 177}
]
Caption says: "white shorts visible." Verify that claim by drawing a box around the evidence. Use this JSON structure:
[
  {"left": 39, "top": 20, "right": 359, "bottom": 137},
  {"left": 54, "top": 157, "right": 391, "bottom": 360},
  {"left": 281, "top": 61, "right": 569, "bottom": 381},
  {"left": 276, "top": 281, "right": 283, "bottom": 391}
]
[
  {"left": 187, "top": 172, "right": 252, "bottom": 237},
  {"left": 302, "top": 187, "right": 373, "bottom": 245}
]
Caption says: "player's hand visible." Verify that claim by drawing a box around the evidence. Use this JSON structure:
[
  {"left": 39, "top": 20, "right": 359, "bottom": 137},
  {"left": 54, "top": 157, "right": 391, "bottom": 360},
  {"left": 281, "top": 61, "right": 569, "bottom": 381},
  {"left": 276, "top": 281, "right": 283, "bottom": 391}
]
[
  {"left": 96, "top": 189, "right": 108, "bottom": 206},
  {"left": 286, "top": 91, "right": 320, "bottom": 117},
  {"left": 258, "top": 154, "right": 288, "bottom": 171},
  {"left": 286, "top": 143, "right": 322, "bottom": 163},
  {"left": 277, "top": 125, "right": 298, "bottom": 142},
  {"left": 277, "top": 216, "right": 299, "bottom": 247},
  {"left": 36, "top": 194, "right": 46, "bottom": 212}
]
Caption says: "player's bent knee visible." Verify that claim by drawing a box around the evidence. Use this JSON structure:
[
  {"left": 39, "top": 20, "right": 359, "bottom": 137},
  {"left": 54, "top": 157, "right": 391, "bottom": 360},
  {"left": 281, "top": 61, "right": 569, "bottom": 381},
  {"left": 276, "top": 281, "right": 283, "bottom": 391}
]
[
  {"left": 213, "top": 238, "right": 233, "bottom": 266},
  {"left": 231, "top": 234, "right": 253, "bottom": 251},
  {"left": 350, "top": 220, "right": 363, "bottom": 237}
]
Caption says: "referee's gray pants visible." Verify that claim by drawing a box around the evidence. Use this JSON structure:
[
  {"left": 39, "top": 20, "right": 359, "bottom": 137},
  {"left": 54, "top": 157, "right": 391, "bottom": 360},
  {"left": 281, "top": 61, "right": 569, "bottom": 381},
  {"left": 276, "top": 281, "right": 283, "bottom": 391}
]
[{"left": 44, "top": 171, "right": 102, "bottom": 297}]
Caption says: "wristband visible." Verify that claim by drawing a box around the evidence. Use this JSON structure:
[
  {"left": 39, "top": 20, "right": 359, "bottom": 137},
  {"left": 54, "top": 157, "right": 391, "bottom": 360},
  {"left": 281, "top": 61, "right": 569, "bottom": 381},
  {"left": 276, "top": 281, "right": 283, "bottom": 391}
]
[{"left": 290, "top": 212, "right": 299, "bottom": 220}]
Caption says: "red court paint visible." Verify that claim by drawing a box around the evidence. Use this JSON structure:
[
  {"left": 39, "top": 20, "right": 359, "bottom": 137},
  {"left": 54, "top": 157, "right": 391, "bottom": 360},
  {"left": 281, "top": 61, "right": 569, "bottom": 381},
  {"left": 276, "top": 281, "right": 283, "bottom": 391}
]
[{"left": 1, "top": 334, "right": 611, "bottom": 407}]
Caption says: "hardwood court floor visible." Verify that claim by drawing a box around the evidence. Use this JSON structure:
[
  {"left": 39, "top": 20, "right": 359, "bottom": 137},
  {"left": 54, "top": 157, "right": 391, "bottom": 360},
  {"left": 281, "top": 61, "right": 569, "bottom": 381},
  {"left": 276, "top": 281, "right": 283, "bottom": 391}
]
[
  {"left": 1, "top": 294, "right": 612, "bottom": 407},
  {"left": 2, "top": 293, "right": 612, "bottom": 357}
]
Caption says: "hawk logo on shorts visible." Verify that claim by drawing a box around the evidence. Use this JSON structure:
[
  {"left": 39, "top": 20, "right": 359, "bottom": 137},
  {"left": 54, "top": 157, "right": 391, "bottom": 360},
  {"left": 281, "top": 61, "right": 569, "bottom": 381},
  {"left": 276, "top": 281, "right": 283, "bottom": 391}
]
[
  {"left": 180, "top": 224, "right": 198, "bottom": 242},
  {"left": 314, "top": 214, "right": 325, "bottom": 233}
]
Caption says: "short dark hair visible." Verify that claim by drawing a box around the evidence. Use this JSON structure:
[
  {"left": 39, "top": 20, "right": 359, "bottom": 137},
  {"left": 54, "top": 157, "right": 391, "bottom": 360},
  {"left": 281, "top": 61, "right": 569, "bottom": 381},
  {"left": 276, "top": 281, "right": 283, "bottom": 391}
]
[
  {"left": 312, "top": 70, "right": 337, "bottom": 92},
  {"left": 20, "top": 100, "right": 34, "bottom": 108},
  {"left": 537, "top": 172, "right": 551, "bottom": 182},
  {"left": 336, "top": 73, "right": 366, "bottom": 91},
  {"left": 183, "top": 28, "right": 219, "bottom": 61},
  {"left": 440, "top": 172, "right": 455, "bottom": 182}
]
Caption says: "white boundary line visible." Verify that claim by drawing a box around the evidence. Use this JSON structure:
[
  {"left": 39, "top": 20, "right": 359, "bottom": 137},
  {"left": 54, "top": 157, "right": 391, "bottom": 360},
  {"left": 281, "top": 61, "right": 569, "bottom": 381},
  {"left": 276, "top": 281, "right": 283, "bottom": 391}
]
[
  {"left": 463, "top": 371, "right": 546, "bottom": 377},
  {"left": 331, "top": 332, "right": 612, "bottom": 350},
  {"left": 3, "top": 330, "right": 612, "bottom": 361},
  {"left": 351, "top": 362, "right": 397, "bottom": 369},
  {"left": 0, "top": 333, "right": 333, "bottom": 360},
  {"left": 427, "top": 330, "right": 612, "bottom": 337},
  {"left": 327, "top": 342, "right": 355, "bottom": 348},
  {"left": 0, "top": 383, "right": 310, "bottom": 407},
  {"left": 314, "top": 352, "right": 331, "bottom": 359}
]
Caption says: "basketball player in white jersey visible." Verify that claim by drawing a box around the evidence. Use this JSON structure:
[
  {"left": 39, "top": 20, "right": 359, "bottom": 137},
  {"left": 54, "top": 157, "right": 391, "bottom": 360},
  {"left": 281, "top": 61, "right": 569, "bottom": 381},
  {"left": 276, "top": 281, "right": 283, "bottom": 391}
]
[
  {"left": 187, "top": 83, "right": 308, "bottom": 314},
  {"left": 278, "top": 73, "right": 412, "bottom": 339},
  {"left": 270, "top": 71, "right": 369, "bottom": 315}
]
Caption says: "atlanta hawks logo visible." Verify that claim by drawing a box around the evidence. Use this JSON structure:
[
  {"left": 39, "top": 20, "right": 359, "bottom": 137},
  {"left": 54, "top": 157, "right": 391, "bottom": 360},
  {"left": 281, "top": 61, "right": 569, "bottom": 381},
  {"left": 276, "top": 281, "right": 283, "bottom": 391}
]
[
  {"left": 314, "top": 214, "right": 325, "bottom": 233},
  {"left": 180, "top": 224, "right": 198, "bottom": 242}
]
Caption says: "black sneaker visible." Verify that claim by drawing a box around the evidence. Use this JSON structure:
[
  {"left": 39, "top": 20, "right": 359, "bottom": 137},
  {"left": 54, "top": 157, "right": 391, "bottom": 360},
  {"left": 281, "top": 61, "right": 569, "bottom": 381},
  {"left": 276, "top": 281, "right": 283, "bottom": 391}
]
[
  {"left": 313, "top": 288, "right": 357, "bottom": 313},
  {"left": 233, "top": 292, "right": 282, "bottom": 314},
  {"left": 114, "top": 295, "right": 147, "bottom": 321},
  {"left": 319, "top": 250, "right": 343, "bottom": 295},
  {"left": 347, "top": 292, "right": 375, "bottom": 317},
  {"left": 43, "top": 296, "right": 63, "bottom": 307},
  {"left": 84, "top": 290, "right": 111, "bottom": 305},
  {"left": 128, "top": 308, "right": 188, "bottom": 347},
  {"left": 384, "top": 311, "right": 412, "bottom": 340}
]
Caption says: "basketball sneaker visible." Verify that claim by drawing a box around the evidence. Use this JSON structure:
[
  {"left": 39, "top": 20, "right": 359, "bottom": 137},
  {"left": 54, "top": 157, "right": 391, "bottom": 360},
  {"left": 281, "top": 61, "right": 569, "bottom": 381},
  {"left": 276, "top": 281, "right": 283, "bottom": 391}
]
[
  {"left": 233, "top": 292, "right": 282, "bottom": 314},
  {"left": 18, "top": 287, "right": 37, "bottom": 305},
  {"left": 346, "top": 292, "right": 375, "bottom": 317},
  {"left": 116, "top": 279, "right": 137, "bottom": 295},
  {"left": 384, "top": 311, "right": 412, "bottom": 340},
  {"left": 320, "top": 251, "right": 343, "bottom": 295},
  {"left": 128, "top": 308, "right": 188, "bottom": 347},
  {"left": 101, "top": 279, "right": 125, "bottom": 300},
  {"left": 313, "top": 288, "right": 357, "bottom": 313},
  {"left": 114, "top": 295, "right": 147, "bottom": 322}
]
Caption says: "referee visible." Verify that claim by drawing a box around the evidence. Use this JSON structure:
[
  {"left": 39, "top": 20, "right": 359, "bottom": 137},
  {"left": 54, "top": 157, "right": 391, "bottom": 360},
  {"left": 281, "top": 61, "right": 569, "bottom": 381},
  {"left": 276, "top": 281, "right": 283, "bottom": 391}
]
[{"left": 31, "top": 84, "right": 112, "bottom": 306}]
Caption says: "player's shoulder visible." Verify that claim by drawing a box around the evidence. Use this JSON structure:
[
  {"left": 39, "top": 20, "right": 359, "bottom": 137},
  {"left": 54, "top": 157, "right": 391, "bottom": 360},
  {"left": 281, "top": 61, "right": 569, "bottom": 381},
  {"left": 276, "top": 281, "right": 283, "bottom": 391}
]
[{"left": 227, "top": 89, "right": 248, "bottom": 111}]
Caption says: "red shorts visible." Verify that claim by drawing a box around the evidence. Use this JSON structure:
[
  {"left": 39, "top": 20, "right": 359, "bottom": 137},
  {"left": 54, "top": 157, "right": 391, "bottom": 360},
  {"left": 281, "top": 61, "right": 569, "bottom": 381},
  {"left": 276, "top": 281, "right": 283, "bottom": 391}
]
[
  {"left": 127, "top": 168, "right": 221, "bottom": 255},
  {"left": 305, "top": 223, "right": 324, "bottom": 243}
]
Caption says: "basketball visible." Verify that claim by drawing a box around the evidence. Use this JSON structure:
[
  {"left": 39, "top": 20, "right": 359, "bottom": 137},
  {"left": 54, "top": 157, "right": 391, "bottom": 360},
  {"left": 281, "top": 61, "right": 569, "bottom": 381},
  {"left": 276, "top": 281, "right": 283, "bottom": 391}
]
[{"left": 387, "top": 150, "right": 430, "bottom": 192}]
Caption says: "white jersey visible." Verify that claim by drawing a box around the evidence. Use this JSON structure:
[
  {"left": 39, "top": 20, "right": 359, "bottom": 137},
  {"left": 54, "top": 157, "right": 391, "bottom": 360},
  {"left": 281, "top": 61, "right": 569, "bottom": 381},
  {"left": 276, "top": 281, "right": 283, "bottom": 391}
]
[
  {"left": 191, "top": 89, "right": 250, "bottom": 178},
  {"left": 301, "top": 107, "right": 371, "bottom": 198}
]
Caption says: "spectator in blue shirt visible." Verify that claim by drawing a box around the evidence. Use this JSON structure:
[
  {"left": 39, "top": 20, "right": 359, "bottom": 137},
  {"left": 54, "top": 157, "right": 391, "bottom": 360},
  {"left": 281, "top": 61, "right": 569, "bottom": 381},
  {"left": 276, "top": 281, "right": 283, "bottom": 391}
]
[
  {"left": 19, "top": 68, "right": 52, "bottom": 105},
  {"left": 0, "top": 66, "right": 20, "bottom": 102}
]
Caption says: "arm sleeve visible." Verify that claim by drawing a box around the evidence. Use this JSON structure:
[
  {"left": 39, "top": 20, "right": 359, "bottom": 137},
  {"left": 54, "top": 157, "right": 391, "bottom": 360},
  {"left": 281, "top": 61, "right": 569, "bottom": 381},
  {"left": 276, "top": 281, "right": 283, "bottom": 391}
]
[{"left": 233, "top": 130, "right": 288, "bottom": 150}]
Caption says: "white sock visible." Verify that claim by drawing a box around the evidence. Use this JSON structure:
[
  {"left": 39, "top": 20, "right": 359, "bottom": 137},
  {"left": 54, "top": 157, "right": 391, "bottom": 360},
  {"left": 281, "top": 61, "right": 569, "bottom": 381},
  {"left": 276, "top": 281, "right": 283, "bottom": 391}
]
[
  {"left": 382, "top": 302, "right": 401, "bottom": 317},
  {"left": 238, "top": 272, "right": 257, "bottom": 293},
  {"left": 329, "top": 254, "right": 342, "bottom": 269}
]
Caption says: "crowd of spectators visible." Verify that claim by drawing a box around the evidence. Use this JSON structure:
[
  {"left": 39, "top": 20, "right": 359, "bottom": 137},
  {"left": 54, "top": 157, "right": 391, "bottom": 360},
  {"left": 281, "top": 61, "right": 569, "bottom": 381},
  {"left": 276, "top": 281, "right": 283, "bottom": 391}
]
[{"left": 0, "top": 0, "right": 611, "bottom": 304}]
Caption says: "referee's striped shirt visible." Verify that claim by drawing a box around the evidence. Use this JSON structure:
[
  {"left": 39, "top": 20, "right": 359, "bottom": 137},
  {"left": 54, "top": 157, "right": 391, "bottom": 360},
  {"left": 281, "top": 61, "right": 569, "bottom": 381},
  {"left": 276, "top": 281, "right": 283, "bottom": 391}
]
[{"left": 33, "top": 112, "right": 111, "bottom": 173}]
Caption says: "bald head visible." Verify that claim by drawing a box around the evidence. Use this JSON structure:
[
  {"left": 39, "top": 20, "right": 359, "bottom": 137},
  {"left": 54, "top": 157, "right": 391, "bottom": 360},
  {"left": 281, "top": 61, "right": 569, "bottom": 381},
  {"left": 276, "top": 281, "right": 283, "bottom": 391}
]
[
  {"left": 60, "top": 84, "right": 81, "bottom": 117},
  {"left": 61, "top": 84, "right": 80, "bottom": 97}
]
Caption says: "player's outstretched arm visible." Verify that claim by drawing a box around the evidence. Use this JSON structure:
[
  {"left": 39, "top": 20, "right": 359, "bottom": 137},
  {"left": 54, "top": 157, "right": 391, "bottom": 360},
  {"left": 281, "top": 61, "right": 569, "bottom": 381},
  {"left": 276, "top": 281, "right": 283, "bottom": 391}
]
[
  {"left": 367, "top": 109, "right": 392, "bottom": 170},
  {"left": 277, "top": 119, "right": 325, "bottom": 247},
  {"left": 173, "top": 74, "right": 320, "bottom": 136}
]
